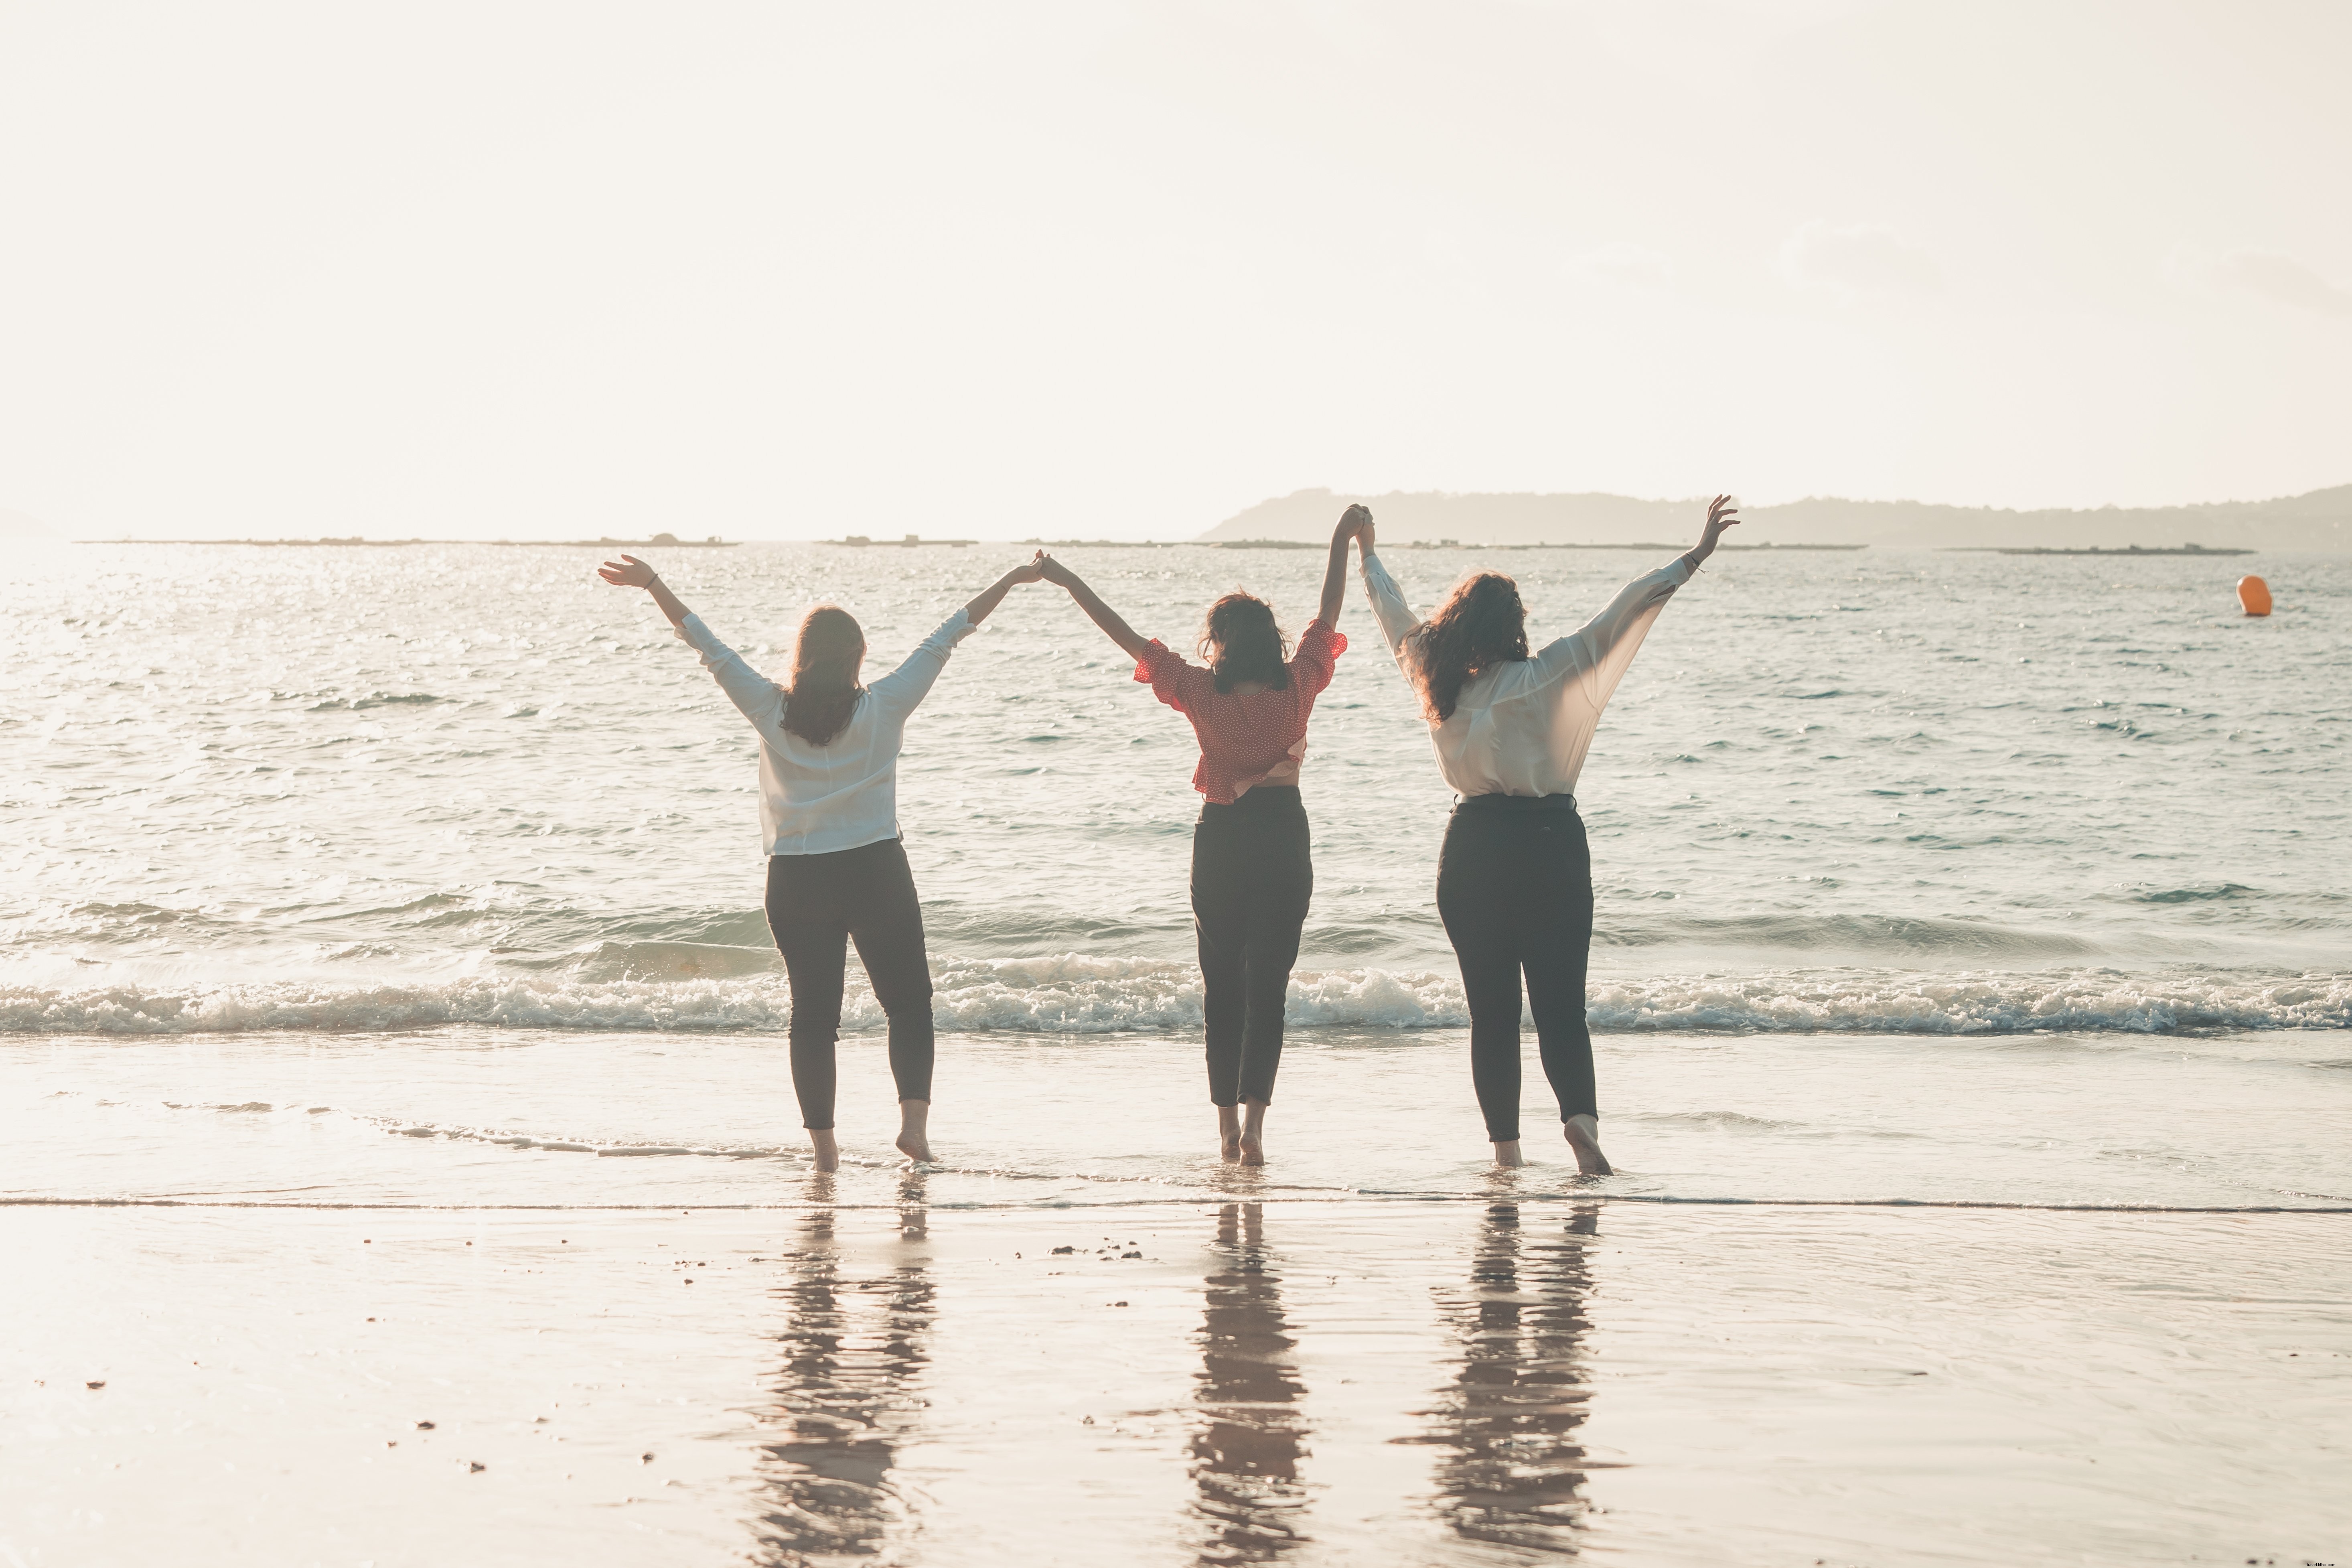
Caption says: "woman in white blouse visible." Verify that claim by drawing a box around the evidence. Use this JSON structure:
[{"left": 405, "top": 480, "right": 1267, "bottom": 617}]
[
  {"left": 1358, "top": 497, "right": 1740, "bottom": 1173},
  {"left": 599, "top": 550, "right": 1045, "bottom": 1172}
]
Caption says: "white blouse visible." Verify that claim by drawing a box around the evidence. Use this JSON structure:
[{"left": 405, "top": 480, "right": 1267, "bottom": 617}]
[
  {"left": 1361, "top": 551, "right": 1693, "bottom": 801},
  {"left": 676, "top": 607, "right": 974, "bottom": 856}
]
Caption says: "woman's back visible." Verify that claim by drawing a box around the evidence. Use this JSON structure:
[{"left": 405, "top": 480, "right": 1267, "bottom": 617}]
[
  {"left": 676, "top": 607, "right": 975, "bottom": 854},
  {"left": 1363, "top": 552, "right": 1691, "bottom": 799},
  {"left": 1135, "top": 621, "right": 1348, "bottom": 802}
]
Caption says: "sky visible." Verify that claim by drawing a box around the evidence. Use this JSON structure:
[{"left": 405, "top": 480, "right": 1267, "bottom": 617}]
[{"left": 2, "top": 0, "right": 2346, "bottom": 542}]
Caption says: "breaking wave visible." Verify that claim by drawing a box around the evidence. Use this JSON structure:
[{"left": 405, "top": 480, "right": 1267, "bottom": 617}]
[{"left": 3, "top": 959, "right": 2347, "bottom": 1037}]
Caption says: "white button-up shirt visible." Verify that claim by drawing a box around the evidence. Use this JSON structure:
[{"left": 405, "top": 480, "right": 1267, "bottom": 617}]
[
  {"left": 1361, "top": 551, "right": 1692, "bottom": 801},
  {"left": 675, "top": 607, "right": 974, "bottom": 856}
]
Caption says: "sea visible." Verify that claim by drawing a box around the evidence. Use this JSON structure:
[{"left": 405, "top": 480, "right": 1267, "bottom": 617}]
[{"left": 3, "top": 539, "right": 2349, "bottom": 1211}]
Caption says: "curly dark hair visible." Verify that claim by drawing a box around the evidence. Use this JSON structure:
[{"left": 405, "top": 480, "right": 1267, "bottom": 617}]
[
  {"left": 1407, "top": 571, "right": 1528, "bottom": 722},
  {"left": 778, "top": 604, "right": 867, "bottom": 745},
  {"left": 1197, "top": 591, "right": 1292, "bottom": 693}
]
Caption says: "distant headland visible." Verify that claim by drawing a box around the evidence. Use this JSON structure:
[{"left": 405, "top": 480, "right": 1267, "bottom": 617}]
[{"left": 1199, "top": 484, "right": 2352, "bottom": 551}]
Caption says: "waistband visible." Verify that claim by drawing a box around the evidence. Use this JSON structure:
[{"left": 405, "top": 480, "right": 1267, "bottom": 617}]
[
  {"left": 1452, "top": 792, "right": 1578, "bottom": 815},
  {"left": 768, "top": 834, "right": 906, "bottom": 862},
  {"left": 1199, "top": 784, "right": 1305, "bottom": 816}
]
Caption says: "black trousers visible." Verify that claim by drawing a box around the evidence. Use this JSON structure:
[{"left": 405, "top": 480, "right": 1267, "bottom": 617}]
[
  {"left": 1191, "top": 785, "right": 1313, "bottom": 1106},
  {"left": 764, "top": 838, "right": 935, "bottom": 1131},
  {"left": 1434, "top": 795, "right": 1597, "bottom": 1142}
]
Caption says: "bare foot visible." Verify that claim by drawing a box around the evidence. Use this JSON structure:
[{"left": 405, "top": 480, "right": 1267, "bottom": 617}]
[
  {"left": 807, "top": 1128, "right": 839, "bottom": 1173},
  {"left": 1217, "top": 1105, "right": 1242, "bottom": 1162},
  {"left": 1492, "top": 1139, "right": 1527, "bottom": 1168},
  {"left": 1563, "top": 1114, "right": 1613, "bottom": 1176},
  {"left": 895, "top": 1099, "right": 933, "bottom": 1165},
  {"left": 1238, "top": 1101, "right": 1267, "bottom": 1167}
]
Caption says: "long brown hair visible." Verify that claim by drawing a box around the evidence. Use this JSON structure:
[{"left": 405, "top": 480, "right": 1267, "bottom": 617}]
[
  {"left": 779, "top": 605, "right": 866, "bottom": 745},
  {"left": 1407, "top": 571, "right": 1528, "bottom": 722},
  {"left": 1198, "top": 591, "right": 1292, "bottom": 693}
]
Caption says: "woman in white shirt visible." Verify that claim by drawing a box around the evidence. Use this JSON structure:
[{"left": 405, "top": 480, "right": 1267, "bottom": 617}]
[
  {"left": 599, "top": 550, "right": 1046, "bottom": 1172},
  {"left": 1358, "top": 497, "right": 1740, "bottom": 1174}
]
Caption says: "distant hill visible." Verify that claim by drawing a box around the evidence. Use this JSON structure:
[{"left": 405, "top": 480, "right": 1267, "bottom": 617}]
[
  {"left": 0, "top": 509, "right": 58, "bottom": 543},
  {"left": 1200, "top": 485, "right": 2352, "bottom": 551}
]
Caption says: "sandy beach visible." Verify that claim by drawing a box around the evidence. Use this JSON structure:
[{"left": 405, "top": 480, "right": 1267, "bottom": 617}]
[
  {"left": 10, "top": 1195, "right": 2347, "bottom": 1566},
  {"left": 8, "top": 1023, "right": 2351, "bottom": 1564}
]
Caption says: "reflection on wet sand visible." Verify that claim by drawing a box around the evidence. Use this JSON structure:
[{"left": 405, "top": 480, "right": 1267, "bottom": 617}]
[
  {"left": 750, "top": 1179, "right": 934, "bottom": 1564},
  {"left": 1407, "top": 1201, "right": 1600, "bottom": 1556},
  {"left": 1190, "top": 1201, "right": 1313, "bottom": 1563}
]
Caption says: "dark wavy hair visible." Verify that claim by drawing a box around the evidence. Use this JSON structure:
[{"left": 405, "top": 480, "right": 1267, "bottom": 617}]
[
  {"left": 779, "top": 604, "right": 867, "bottom": 745},
  {"left": 1197, "top": 590, "right": 1292, "bottom": 693},
  {"left": 1407, "top": 571, "right": 1528, "bottom": 722}
]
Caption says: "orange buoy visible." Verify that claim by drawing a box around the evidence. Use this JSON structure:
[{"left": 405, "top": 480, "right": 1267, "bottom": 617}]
[{"left": 2236, "top": 576, "right": 2272, "bottom": 617}]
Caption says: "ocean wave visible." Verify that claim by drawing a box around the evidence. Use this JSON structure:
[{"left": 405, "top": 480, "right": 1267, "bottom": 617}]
[
  {"left": 20, "top": 888, "right": 2352, "bottom": 972},
  {"left": 2130, "top": 883, "right": 2259, "bottom": 905},
  {"left": 1595, "top": 912, "right": 2101, "bottom": 959},
  {"left": 3, "top": 960, "right": 2348, "bottom": 1037}
]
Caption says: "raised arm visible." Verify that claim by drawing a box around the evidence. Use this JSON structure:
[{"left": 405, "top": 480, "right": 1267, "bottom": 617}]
[
  {"left": 1354, "top": 513, "right": 1422, "bottom": 657},
  {"left": 1679, "top": 495, "right": 1741, "bottom": 575},
  {"left": 1527, "top": 495, "right": 1740, "bottom": 686},
  {"left": 1037, "top": 554, "right": 1154, "bottom": 661},
  {"left": 962, "top": 554, "right": 1048, "bottom": 628},
  {"left": 598, "top": 554, "right": 784, "bottom": 729},
  {"left": 870, "top": 554, "right": 1046, "bottom": 715},
  {"left": 1318, "top": 505, "right": 1368, "bottom": 625},
  {"left": 598, "top": 553, "right": 691, "bottom": 627}
]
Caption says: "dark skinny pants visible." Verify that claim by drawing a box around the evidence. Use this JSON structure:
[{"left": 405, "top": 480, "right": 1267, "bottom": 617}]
[
  {"left": 1191, "top": 785, "right": 1314, "bottom": 1106},
  {"left": 1434, "top": 795, "right": 1598, "bottom": 1142},
  {"left": 764, "top": 838, "right": 935, "bottom": 1130}
]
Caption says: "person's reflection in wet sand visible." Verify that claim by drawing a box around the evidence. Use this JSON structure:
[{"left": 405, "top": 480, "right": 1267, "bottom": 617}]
[
  {"left": 1409, "top": 1200, "right": 1600, "bottom": 1554},
  {"left": 749, "top": 1174, "right": 934, "bottom": 1564},
  {"left": 1189, "top": 1201, "right": 1312, "bottom": 1562}
]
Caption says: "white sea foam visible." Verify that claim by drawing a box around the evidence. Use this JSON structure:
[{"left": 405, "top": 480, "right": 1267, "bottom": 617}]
[{"left": 5, "top": 959, "right": 2346, "bottom": 1037}]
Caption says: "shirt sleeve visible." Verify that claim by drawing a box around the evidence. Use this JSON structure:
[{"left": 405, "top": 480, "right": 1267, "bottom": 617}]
[
  {"left": 1288, "top": 618, "right": 1349, "bottom": 698},
  {"left": 1132, "top": 638, "right": 1210, "bottom": 714},
  {"left": 1360, "top": 552, "right": 1421, "bottom": 660},
  {"left": 1524, "top": 556, "right": 1694, "bottom": 692},
  {"left": 866, "top": 607, "right": 977, "bottom": 718},
  {"left": 674, "top": 613, "right": 786, "bottom": 732}
]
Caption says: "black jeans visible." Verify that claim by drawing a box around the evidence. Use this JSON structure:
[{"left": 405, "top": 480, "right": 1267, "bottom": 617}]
[
  {"left": 1434, "top": 795, "right": 1597, "bottom": 1142},
  {"left": 1191, "top": 785, "right": 1313, "bottom": 1106},
  {"left": 764, "top": 838, "right": 935, "bottom": 1130}
]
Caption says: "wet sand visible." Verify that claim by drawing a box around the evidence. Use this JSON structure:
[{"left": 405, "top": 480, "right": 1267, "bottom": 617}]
[{"left": 7, "top": 1194, "right": 2347, "bottom": 1566}]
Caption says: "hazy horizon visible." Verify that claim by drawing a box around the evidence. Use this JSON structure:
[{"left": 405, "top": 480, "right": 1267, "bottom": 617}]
[
  {"left": 4, "top": 1, "right": 2348, "bottom": 542},
  {"left": 13, "top": 475, "right": 2348, "bottom": 549}
]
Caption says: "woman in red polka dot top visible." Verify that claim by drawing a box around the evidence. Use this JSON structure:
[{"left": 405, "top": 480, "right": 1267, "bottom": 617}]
[{"left": 1039, "top": 504, "right": 1368, "bottom": 1166}]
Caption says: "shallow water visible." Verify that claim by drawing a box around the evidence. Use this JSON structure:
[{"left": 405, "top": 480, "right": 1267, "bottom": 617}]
[
  {"left": 8, "top": 1024, "right": 2348, "bottom": 1212},
  {"left": 6, "top": 541, "right": 2349, "bottom": 1047}
]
